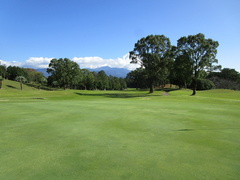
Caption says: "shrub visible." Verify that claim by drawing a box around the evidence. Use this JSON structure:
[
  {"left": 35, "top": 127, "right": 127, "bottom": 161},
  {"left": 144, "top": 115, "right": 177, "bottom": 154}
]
[{"left": 194, "top": 79, "right": 215, "bottom": 90}]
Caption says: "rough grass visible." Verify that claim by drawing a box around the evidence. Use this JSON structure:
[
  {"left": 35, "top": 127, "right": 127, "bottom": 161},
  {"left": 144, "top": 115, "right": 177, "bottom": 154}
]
[{"left": 0, "top": 81, "right": 240, "bottom": 179}]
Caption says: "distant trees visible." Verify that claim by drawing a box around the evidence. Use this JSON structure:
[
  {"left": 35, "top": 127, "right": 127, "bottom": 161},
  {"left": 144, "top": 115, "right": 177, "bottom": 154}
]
[
  {"left": 0, "top": 65, "right": 7, "bottom": 79},
  {"left": 126, "top": 68, "right": 148, "bottom": 89},
  {"left": 46, "top": 58, "right": 127, "bottom": 90},
  {"left": 7, "top": 66, "right": 28, "bottom": 80},
  {"left": 0, "top": 76, "right": 3, "bottom": 89},
  {"left": 47, "top": 58, "right": 82, "bottom": 90},
  {"left": 129, "top": 35, "right": 173, "bottom": 93},
  {"left": 81, "top": 69, "right": 95, "bottom": 90},
  {"left": 207, "top": 68, "right": 240, "bottom": 90}
]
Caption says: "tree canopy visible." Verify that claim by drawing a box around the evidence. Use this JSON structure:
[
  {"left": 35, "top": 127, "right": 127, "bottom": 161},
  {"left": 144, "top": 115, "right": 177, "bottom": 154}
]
[
  {"left": 129, "top": 34, "right": 173, "bottom": 93},
  {"left": 47, "top": 58, "right": 82, "bottom": 90},
  {"left": 176, "top": 33, "right": 219, "bottom": 95}
]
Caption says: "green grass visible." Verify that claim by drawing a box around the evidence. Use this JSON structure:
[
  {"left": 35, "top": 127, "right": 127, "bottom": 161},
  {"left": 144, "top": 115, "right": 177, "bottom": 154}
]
[{"left": 1, "top": 80, "right": 240, "bottom": 179}]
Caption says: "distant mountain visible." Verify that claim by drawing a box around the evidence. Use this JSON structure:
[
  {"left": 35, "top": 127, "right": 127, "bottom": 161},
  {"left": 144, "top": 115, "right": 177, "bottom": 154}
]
[
  {"left": 35, "top": 66, "right": 131, "bottom": 78},
  {"left": 87, "top": 66, "right": 130, "bottom": 78},
  {"left": 35, "top": 68, "right": 49, "bottom": 77}
]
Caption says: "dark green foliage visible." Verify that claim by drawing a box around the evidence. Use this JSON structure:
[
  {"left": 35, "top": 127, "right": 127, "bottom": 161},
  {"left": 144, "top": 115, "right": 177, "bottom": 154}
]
[
  {"left": 170, "top": 53, "right": 192, "bottom": 88},
  {"left": 177, "top": 33, "right": 219, "bottom": 95},
  {"left": 207, "top": 68, "right": 240, "bottom": 90},
  {"left": 0, "top": 65, "right": 7, "bottom": 79},
  {"left": 126, "top": 68, "right": 148, "bottom": 89},
  {"left": 7, "top": 66, "right": 28, "bottom": 80},
  {"left": 130, "top": 34, "right": 173, "bottom": 93},
  {"left": 0, "top": 76, "right": 3, "bottom": 89},
  {"left": 209, "top": 76, "right": 240, "bottom": 90},
  {"left": 194, "top": 79, "right": 215, "bottom": 90},
  {"left": 81, "top": 69, "right": 95, "bottom": 90},
  {"left": 47, "top": 58, "right": 82, "bottom": 89}
]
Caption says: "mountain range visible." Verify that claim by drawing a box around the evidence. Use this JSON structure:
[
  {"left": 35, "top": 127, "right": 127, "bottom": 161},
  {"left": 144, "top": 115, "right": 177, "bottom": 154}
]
[{"left": 36, "top": 66, "right": 131, "bottom": 78}]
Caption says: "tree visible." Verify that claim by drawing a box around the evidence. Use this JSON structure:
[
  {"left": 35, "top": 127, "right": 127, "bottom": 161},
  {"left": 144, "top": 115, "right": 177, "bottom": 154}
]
[
  {"left": 119, "top": 77, "right": 127, "bottom": 90},
  {"left": 15, "top": 76, "right": 27, "bottom": 90},
  {"left": 0, "top": 65, "right": 7, "bottom": 79},
  {"left": 81, "top": 69, "right": 95, "bottom": 90},
  {"left": 126, "top": 68, "right": 148, "bottom": 89},
  {"left": 177, "top": 33, "right": 219, "bottom": 95},
  {"left": 7, "top": 66, "right": 28, "bottom": 80},
  {"left": 24, "top": 68, "right": 45, "bottom": 84},
  {"left": 0, "top": 76, "right": 3, "bottom": 89},
  {"left": 220, "top": 68, "right": 240, "bottom": 82},
  {"left": 96, "top": 70, "right": 109, "bottom": 90},
  {"left": 170, "top": 53, "right": 192, "bottom": 88},
  {"left": 47, "top": 58, "right": 81, "bottom": 90},
  {"left": 129, "top": 35, "right": 172, "bottom": 93}
]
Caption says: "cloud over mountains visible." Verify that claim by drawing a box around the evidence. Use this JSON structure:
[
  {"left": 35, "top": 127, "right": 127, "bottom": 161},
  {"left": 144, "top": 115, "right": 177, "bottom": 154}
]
[{"left": 0, "top": 54, "right": 140, "bottom": 70}]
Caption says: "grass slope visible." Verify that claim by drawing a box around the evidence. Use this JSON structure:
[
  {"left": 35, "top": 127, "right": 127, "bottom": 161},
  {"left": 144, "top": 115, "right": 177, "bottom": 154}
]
[{"left": 0, "top": 82, "right": 240, "bottom": 179}]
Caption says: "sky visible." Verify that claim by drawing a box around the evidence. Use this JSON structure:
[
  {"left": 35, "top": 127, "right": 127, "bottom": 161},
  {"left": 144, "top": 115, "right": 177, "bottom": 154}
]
[{"left": 0, "top": 0, "right": 239, "bottom": 71}]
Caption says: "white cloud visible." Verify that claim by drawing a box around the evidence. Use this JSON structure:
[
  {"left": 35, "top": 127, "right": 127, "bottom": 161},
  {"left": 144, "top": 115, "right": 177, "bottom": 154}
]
[
  {"left": 24, "top": 57, "right": 54, "bottom": 68},
  {"left": 1, "top": 54, "right": 140, "bottom": 70},
  {"left": 0, "top": 59, "right": 23, "bottom": 67},
  {"left": 72, "top": 54, "right": 140, "bottom": 70}
]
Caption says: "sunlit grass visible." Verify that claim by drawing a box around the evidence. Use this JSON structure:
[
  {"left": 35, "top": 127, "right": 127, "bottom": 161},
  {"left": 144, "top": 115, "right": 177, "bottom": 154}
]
[{"left": 0, "top": 81, "right": 240, "bottom": 179}]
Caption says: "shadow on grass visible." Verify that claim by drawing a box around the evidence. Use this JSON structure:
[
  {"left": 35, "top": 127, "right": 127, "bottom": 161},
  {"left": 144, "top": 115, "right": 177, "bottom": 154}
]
[
  {"left": 6, "top": 85, "right": 18, "bottom": 89},
  {"left": 26, "top": 83, "right": 57, "bottom": 91},
  {"left": 163, "top": 88, "right": 180, "bottom": 92},
  {"left": 176, "top": 127, "right": 240, "bottom": 132},
  {"left": 74, "top": 92, "right": 160, "bottom": 98}
]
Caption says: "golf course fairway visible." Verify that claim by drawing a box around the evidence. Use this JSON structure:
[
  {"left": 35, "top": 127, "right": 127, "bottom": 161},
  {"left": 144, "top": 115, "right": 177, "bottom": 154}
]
[{"left": 0, "top": 82, "right": 240, "bottom": 179}]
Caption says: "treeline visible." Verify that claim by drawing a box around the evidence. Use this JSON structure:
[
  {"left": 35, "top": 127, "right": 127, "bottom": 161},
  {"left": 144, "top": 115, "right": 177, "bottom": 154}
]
[
  {"left": 0, "top": 65, "right": 47, "bottom": 89},
  {"left": 47, "top": 58, "right": 127, "bottom": 90},
  {"left": 126, "top": 33, "right": 240, "bottom": 94},
  {"left": 0, "top": 58, "right": 127, "bottom": 90}
]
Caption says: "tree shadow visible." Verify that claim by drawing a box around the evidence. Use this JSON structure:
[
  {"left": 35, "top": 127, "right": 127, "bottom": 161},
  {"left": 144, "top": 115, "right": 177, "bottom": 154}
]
[
  {"left": 74, "top": 92, "right": 157, "bottom": 98},
  {"left": 26, "top": 83, "right": 56, "bottom": 91},
  {"left": 163, "top": 88, "right": 180, "bottom": 92},
  {"left": 6, "top": 85, "right": 18, "bottom": 89},
  {"left": 176, "top": 127, "right": 240, "bottom": 132}
]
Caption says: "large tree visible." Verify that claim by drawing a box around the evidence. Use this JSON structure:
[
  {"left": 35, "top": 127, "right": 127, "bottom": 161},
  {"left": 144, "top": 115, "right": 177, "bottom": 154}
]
[
  {"left": 171, "top": 53, "right": 192, "bottom": 88},
  {"left": 129, "top": 35, "right": 172, "bottom": 93},
  {"left": 0, "top": 76, "right": 3, "bottom": 89},
  {"left": 47, "top": 58, "right": 81, "bottom": 90},
  {"left": 177, "top": 33, "right": 219, "bottom": 95}
]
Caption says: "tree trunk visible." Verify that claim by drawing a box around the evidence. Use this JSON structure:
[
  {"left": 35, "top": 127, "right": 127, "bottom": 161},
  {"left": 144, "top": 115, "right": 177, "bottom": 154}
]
[
  {"left": 0, "top": 81, "right": 2, "bottom": 89},
  {"left": 192, "top": 78, "right": 197, "bottom": 95},
  {"left": 20, "top": 81, "right": 23, "bottom": 90},
  {"left": 149, "top": 84, "right": 154, "bottom": 93}
]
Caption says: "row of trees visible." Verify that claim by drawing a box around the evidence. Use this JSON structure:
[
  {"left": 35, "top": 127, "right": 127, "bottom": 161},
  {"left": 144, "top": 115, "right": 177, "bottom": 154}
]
[
  {"left": 47, "top": 58, "right": 127, "bottom": 90},
  {"left": 0, "top": 60, "right": 127, "bottom": 91},
  {"left": 207, "top": 68, "right": 240, "bottom": 90},
  {"left": 0, "top": 65, "right": 47, "bottom": 89},
  {"left": 128, "top": 33, "right": 220, "bottom": 95}
]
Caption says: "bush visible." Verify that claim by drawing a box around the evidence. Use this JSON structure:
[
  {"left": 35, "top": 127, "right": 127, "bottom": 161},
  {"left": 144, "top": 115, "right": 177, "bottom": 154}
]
[
  {"left": 195, "top": 79, "right": 215, "bottom": 90},
  {"left": 208, "top": 76, "right": 240, "bottom": 90}
]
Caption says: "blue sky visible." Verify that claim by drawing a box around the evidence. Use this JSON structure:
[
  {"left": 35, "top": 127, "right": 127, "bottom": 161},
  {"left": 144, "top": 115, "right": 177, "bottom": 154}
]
[{"left": 0, "top": 0, "right": 239, "bottom": 70}]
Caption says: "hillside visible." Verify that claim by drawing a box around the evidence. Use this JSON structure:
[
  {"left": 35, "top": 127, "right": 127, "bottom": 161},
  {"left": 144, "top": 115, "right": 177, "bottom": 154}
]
[{"left": 0, "top": 79, "right": 37, "bottom": 91}]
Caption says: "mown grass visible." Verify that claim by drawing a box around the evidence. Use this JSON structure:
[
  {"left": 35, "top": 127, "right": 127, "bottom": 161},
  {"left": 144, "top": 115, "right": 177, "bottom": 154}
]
[{"left": 0, "top": 80, "right": 240, "bottom": 179}]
